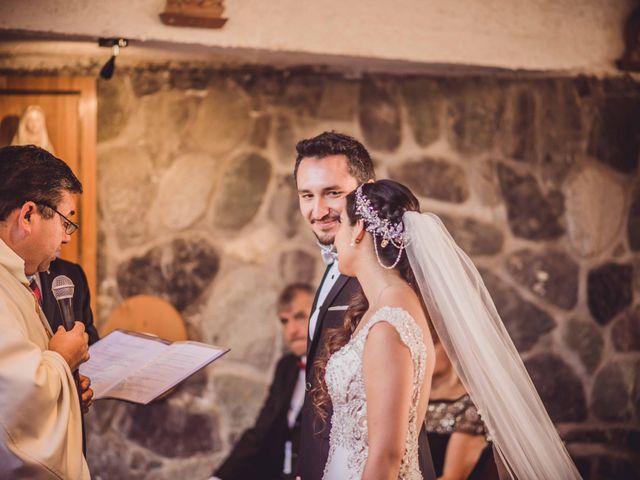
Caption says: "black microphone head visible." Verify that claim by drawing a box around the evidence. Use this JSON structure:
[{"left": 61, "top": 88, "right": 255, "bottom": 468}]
[{"left": 52, "top": 275, "right": 75, "bottom": 300}]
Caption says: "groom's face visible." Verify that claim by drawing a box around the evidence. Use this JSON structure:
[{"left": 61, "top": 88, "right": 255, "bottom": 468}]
[{"left": 296, "top": 154, "right": 359, "bottom": 245}]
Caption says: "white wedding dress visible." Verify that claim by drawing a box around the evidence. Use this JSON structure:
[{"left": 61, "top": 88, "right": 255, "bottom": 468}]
[{"left": 322, "top": 306, "right": 426, "bottom": 480}]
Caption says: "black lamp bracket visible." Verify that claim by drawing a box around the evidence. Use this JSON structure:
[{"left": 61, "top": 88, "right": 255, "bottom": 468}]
[
  {"left": 98, "top": 38, "right": 129, "bottom": 48},
  {"left": 98, "top": 38, "right": 129, "bottom": 56},
  {"left": 98, "top": 38, "right": 129, "bottom": 79}
]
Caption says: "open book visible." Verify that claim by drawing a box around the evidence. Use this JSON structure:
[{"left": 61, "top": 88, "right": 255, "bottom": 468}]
[{"left": 79, "top": 330, "right": 229, "bottom": 404}]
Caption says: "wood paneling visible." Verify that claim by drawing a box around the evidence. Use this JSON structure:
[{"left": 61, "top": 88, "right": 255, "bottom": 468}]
[{"left": 0, "top": 76, "right": 97, "bottom": 315}]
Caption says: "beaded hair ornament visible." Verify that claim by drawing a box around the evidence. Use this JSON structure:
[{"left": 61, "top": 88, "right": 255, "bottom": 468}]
[{"left": 354, "top": 184, "right": 409, "bottom": 270}]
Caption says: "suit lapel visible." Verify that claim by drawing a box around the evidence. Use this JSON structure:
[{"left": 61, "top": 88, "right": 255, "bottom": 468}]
[
  {"left": 311, "top": 275, "right": 349, "bottom": 342},
  {"left": 284, "top": 356, "right": 301, "bottom": 398},
  {"left": 309, "top": 263, "right": 332, "bottom": 316},
  {"left": 306, "top": 274, "right": 350, "bottom": 373},
  {"left": 306, "top": 263, "right": 332, "bottom": 354}
]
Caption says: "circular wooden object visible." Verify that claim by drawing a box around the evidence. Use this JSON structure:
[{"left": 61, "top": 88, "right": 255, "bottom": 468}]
[{"left": 100, "top": 295, "right": 188, "bottom": 342}]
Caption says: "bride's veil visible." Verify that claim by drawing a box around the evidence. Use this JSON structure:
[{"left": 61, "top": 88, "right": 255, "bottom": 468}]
[{"left": 404, "top": 211, "right": 581, "bottom": 480}]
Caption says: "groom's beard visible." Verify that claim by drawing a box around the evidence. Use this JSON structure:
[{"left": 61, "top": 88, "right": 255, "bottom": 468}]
[
  {"left": 311, "top": 213, "right": 340, "bottom": 245},
  {"left": 315, "top": 233, "right": 335, "bottom": 246}
]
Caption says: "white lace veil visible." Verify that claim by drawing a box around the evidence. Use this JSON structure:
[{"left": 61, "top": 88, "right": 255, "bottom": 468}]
[{"left": 403, "top": 212, "right": 581, "bottom": 480}]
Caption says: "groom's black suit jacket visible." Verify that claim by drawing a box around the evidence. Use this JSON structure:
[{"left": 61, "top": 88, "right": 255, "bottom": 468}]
[
  {"left": 297, "top": 265, "right": 436, "bottom": 480},
  {"left": 215, "top": 353, "right": 303, "bottom": 480}
]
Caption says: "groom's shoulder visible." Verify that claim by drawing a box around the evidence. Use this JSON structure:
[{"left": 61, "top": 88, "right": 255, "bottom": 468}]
[
  {"left": 341, "top": 275, "right": 361, "bottom": 295},
  {"left": 325, "top": 275, "right": 360, "bottom": 309}
]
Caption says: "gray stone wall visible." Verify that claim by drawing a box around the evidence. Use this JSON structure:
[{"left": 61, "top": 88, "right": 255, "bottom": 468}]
[{"left": 87, "top": 68, "right": 639, "bottom": 479}]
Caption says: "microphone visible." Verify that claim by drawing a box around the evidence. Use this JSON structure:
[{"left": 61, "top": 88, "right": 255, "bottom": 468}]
[
  {"left": 51, "top": 275, "right": 75, "bottom": 331},
  {"left": 51, "top": 274, "right": 87, "bottom": 454}
]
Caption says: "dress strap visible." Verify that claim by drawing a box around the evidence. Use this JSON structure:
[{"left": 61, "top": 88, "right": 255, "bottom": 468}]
[{"left": 360, "top": 306, "right": 427, "bottom": 387}]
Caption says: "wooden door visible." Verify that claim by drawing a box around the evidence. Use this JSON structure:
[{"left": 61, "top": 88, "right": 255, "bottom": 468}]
[{"left": 0, "top": 77, "right": 97, "bottom": 313}]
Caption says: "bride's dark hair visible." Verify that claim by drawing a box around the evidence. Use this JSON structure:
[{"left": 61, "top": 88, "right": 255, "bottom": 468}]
[{"left": 311, "top": 179, "right": 428, "bottom": 429}]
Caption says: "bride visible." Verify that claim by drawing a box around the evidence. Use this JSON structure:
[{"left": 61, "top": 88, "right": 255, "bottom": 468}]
[{"left": 312, "top": 180, "right": 581, "bottom": 480}]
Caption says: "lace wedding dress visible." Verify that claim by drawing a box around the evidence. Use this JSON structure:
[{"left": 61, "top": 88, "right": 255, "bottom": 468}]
[{"left": 323, "top": 306, "right": 426, "bottom": 480}]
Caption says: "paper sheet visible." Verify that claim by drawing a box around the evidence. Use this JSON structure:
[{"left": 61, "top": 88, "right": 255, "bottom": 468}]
[{"left": 80, "top": 330, "right": 228, "bottom": 404}]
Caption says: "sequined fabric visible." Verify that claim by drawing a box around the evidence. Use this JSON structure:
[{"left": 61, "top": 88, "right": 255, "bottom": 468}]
[
  {"left": 323, "top": 307, "right": 426, "bottom": 480},
  {"left": 425, "top": 394, "right": 486, "bottom": 437}
]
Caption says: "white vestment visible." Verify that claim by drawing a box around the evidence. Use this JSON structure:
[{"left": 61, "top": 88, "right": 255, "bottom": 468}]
[{"left": 0, "top": 239, "right": 90, "bottom": 479}]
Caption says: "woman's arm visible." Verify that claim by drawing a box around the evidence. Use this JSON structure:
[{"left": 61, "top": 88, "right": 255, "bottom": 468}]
[
  {"left": 361, "top": 321, "right": 415, "bottom": 480},
  {"left": 439, "top": 432, "right": 487, "bottom": 480}
]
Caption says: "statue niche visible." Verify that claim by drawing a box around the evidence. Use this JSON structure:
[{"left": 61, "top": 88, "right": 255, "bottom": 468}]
[{"left": 10, "top": 105, "right": 56, "bottom": 154}]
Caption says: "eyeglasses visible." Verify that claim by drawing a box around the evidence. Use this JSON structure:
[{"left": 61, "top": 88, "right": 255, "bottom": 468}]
[{"left": 38, "top": 202, "right": 80, "bottom": 235}]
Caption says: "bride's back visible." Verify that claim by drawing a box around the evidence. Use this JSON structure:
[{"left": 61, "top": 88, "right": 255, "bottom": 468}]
[
  {"left": 359, "top": 283, "right": 436, "bottom": 440},
  {"left": 323, "top": 283, "right": 436, "bottom": 480}
]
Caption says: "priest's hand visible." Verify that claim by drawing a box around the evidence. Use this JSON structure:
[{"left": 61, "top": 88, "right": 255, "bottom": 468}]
[
  {"left": 79, "top": 374, "right": 93, "bottom": 413},
  {"left": 48, "top": 322, "right": 90, "bottom": 371}
]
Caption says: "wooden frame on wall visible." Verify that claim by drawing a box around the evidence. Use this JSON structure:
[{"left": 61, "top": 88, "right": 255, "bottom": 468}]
[{"left": 0, "top": 76, "right": 98, "bottom": 315}]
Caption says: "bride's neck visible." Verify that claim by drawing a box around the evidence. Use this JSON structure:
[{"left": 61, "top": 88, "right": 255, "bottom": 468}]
[{"left": 355, "top": 258, "right": 405, "bottom": 310}]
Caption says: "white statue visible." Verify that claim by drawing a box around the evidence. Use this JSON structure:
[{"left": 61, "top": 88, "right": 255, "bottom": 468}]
[{"left": 11, "top": 105, "right": 56, "bottom": 154}]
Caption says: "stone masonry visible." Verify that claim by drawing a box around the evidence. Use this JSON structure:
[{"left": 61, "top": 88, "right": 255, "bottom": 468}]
[{"left": 79, "top": 68, "right": 640, "bottom": 479}]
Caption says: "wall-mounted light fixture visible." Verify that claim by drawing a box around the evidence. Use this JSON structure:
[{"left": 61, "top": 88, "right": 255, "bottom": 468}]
[
  {"left": 159, "top": 0, "right": 227, "bottom": 29},
  {"left": 98, "top": 38, "right": 129, "bottom": 80}
]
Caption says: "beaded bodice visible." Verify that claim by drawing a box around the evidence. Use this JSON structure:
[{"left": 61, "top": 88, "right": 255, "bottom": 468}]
[{"left": 323, "top": 306, "right": 426, "bottom": 480}]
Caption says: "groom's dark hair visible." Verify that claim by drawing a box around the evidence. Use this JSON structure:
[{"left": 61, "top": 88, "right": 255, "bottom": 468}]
[{"left": 294, "top": 131, "right": 375, "bottom": 185}]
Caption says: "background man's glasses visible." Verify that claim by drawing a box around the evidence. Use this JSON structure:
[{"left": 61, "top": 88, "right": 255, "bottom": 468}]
[{"left": 38, "top": 202, "right": 79, "bottom": 235}]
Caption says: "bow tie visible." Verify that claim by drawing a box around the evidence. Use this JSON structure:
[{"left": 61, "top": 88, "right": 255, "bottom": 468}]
[
  {"left": 318, "top": 243, "right": 338, "bottom": 266},
  {"left": 297, "top": 359, "right": 306, "bottom": 370}
]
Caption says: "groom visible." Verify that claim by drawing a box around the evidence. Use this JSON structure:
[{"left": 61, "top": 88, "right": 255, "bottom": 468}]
[{"left": 294, "top": 132, "right": 435, "bottom": 479}]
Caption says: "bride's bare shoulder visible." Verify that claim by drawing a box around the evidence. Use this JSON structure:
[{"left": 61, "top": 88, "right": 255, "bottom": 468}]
[{"left": 380, "top": 287, "right": 428, "bottom": 325}]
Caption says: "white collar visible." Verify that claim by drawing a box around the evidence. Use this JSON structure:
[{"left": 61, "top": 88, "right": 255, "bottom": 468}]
[{"left": 0, "top": 238, "right": 29, "bottom": 286}]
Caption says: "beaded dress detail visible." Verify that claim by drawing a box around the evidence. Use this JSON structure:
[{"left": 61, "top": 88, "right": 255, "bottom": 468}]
[
  {"left": 322, "top": 306, "right": 426, "bottom": 480},
  {"left": 425, "top": 394, "right": 487, "bottom": 437}
]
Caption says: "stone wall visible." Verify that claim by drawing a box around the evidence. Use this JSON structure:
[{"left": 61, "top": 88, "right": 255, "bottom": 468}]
[{"left": 87, "top": 68, "right": 640, "bottom": 479}]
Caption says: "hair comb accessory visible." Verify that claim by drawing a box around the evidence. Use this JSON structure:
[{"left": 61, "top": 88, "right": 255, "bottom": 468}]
[{"left": 354, "top": 185, "right": 409, "bottom": 269}]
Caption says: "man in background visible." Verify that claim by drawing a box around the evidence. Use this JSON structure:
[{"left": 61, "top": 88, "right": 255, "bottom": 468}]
[
  {"left": 37, "top": 258, "right": 99, "bottom": 345},
  {"left": 212, "top": 283, "right": 313, "bottom": 480},
  {"left": 0, "top": 145, "right": 92, "bottom": 478}
]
